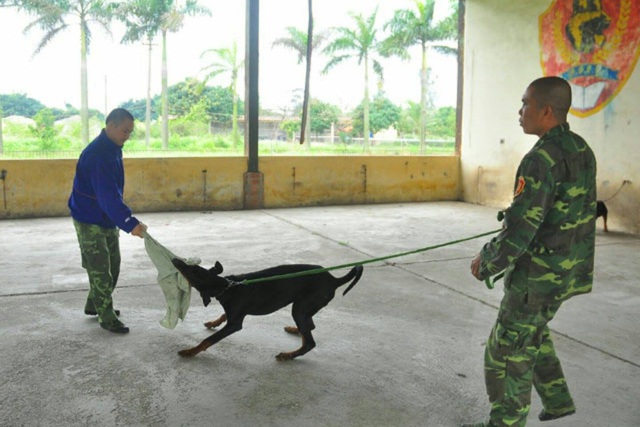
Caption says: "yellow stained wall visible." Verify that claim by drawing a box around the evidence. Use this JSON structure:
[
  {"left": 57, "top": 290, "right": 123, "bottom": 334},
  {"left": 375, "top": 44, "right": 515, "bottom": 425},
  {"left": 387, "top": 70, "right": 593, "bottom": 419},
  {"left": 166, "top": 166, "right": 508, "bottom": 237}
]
[{"left": 0, "top": 156, "right": 459, "bottom": 219}]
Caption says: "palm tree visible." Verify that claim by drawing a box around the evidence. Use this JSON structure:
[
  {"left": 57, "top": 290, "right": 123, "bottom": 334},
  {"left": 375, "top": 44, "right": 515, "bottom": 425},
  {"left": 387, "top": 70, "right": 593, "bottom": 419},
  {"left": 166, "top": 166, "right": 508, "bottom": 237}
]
[
  {"left": 380, "top": 0, "right": 457, "bottom": 154},
  {"left": 0, "top": 0, "right": 19, "bottom": 152},
  {"left": 323, "top": 8, "right": 383, "bottom": 150},
  {"left": 117, "top": 0, "right": 209, "bottom": 149},
  {"left": 18, "top": 0, "right": 113, "bottom": 145},
  {"left": 159, "top": 0, "right": 210, "bottom": 149},
  {"left": 117, "top": 0, "right": 168, "bottom": 148},
  {"left": 201, "top": 41, "right": 244, "bottom": 148},
  {"left": 0, "top": 104, "right": 4, "bottom": 154},
  {"left": 272, "top": 26, "right": 328, "bottom": 148}
]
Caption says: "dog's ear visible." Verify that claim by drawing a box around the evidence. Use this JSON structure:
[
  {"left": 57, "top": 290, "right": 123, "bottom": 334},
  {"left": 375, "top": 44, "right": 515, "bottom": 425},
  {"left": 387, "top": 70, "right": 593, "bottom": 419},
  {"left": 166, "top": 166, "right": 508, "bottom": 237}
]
[
  {"left": 211, "top": 261, "right": 223, "bottom": 275},
  {"left": 202, "top": 295, "right": 211, "bottom": 307}
]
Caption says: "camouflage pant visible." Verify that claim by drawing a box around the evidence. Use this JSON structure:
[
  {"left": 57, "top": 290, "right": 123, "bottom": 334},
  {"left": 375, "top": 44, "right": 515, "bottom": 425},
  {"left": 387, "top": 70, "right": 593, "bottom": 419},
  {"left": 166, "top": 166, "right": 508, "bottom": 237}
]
[
  {"left": 484, "top": 264, "right": 575, "bottom": 427},
  {"left": 73, "top": 220, "right": 121, "bottom": 326}
]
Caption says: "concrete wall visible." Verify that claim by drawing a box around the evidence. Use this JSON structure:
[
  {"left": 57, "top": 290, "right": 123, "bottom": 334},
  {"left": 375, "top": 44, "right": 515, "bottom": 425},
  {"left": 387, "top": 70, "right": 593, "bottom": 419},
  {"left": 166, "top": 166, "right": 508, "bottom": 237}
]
[
  {"left": 0, "top": 156, "right": 460, "bottom": 219},
  {"left": 461, "top": 0, "right": 640, "bottom": 234}
]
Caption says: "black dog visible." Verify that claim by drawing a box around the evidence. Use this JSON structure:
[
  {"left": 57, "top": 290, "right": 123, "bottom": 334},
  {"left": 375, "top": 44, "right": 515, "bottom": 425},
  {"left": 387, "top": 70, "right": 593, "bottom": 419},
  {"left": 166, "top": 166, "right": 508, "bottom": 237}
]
[
  {"left": 172, "top": 259, "right": 363, "bottom": 361},
  {"left": 596, "top": 200, "right": 608, "bottom": 232}
]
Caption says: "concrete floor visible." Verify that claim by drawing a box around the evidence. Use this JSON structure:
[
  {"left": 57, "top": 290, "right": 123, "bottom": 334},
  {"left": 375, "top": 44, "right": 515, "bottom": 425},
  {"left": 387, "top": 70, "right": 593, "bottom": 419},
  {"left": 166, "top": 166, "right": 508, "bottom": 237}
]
[{"left": 1, "top": 202, "right": 638, "bottom": 427}]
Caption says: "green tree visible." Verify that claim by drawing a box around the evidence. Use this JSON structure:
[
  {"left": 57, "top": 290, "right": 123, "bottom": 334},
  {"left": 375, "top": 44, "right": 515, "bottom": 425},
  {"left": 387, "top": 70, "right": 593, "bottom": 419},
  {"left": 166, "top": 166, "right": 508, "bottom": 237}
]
[
  {"left": 309, "top": 99, "right": 341, "bottom": 134},
  {"left": 164, "top": 78, "right": 238, "bottom": 127},
  {"left": 397, "top": 100, "right": 421, "bottom": 137},
  {"left": 427, "top": 106, "right": 456, "bottom": 138},
  {"left": 169, "top": 97, "right": 209, "bottom": 137},
  {"left": 50, "top": 103, "right": 104, "bottom": 121},
  {"left": 201, "top": 41, "right": 244, "bottom": 148},
  {"left": 280, "top": 118, "right": 300, "bottom": 142},
  {"left": 165, "top": 77, "right": 206, "bottom": 117},
  {"left": 323, "top": 8, "right": 383, "bottom": 151},
  {"left": 351, "top": 94, "right": 400, "bottom": 136},
  {"left": 380, "top": 0, "right": 458, "bottom": 153},
  {"left": 119, "top": 98, "right": 155, "bottom": 121},
  {"left": 158, "top": 0, "right": 211, "bottom": 149},
  {"left": 205, "top": 85, "right": 238, "bottom": 124},
  {"left": 0, "top": 93, "right": 46, "bottom": 117},
  {"left": 0, "top": 0, "right": 24, "bottom": 7},
  {"left": 29, "top": 108, "right": 58, "bottom": 149},
  {"left": 272, "top": 26, "right": 329, "bottom": 148},
  {"left": 19, "top": 0, "right": 114, "bottom": 145}
]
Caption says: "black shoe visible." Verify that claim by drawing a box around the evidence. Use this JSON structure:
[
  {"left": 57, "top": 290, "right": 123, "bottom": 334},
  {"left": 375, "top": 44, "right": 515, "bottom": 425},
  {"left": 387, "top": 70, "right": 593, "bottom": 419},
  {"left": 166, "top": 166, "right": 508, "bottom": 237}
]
[
  {"left": 86, "top": 309, "right": 120, "bottom": 316},
  {"left": 538, "top": 409, "right": 575, "bottom": 421},
  {"left": 100, "top": 322, "right": 129, "bottom": 334}
]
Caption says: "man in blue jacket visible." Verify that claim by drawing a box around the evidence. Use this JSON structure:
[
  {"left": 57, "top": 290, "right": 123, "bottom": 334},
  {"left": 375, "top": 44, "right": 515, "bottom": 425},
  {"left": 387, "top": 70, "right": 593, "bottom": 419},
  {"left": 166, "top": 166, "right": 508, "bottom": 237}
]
[{"left": 69, "top": 108, "right": 146, "bottom": 334}]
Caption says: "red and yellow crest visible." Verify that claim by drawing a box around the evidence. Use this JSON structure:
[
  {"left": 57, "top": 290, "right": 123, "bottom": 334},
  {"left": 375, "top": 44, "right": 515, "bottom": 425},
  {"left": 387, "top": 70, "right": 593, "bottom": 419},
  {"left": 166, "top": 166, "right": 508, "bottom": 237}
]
[{"left": 539, "top": 0, "right": 640, "bottom": 117}]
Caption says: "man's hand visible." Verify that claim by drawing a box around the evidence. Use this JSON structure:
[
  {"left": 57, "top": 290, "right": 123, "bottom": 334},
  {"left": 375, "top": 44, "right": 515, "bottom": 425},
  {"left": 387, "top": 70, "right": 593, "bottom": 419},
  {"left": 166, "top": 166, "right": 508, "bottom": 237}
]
[
  {"left": 131, "top": 222, "right": 147, "bottom": 238},
  {"left": 470, "top": 254, "right": 482, "bottom": 280}
]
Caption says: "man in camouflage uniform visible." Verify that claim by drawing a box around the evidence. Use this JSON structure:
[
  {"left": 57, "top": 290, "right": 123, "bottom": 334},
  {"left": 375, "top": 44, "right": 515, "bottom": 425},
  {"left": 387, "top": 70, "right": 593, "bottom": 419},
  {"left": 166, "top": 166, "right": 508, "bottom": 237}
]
[
  {"left": 69, "top": 108, "right": 147, "bottom": 334},
  {"left": 464, "top": 77, "right": 597, "bottom": 427}
]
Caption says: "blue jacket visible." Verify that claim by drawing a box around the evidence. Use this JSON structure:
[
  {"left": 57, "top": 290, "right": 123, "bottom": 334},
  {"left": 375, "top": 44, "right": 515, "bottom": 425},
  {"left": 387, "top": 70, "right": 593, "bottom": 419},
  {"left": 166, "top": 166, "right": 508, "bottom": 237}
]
[{"left": 68, "top": 129, "right": 139, "bottom": 233}]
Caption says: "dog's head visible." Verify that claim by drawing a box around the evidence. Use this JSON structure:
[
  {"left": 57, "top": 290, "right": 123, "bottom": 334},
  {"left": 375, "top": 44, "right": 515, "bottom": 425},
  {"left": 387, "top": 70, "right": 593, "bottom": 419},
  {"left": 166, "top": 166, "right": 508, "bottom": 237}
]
[{"left": 172, "top": 258, "right": 227, "bottom": 306}]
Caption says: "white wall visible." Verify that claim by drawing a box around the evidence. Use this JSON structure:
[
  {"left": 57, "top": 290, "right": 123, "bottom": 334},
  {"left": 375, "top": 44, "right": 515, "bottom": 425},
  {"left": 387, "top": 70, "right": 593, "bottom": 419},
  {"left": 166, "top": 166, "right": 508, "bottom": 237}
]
[{"left": 461, "top": 0, "right": 640, "bottom": 234}]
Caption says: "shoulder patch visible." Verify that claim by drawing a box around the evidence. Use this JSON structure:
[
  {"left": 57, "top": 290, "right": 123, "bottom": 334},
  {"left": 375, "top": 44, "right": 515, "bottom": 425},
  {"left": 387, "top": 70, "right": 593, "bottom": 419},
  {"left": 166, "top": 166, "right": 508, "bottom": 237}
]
[{"left": 514, "top": 176, "right": 526, "bottom": 197}]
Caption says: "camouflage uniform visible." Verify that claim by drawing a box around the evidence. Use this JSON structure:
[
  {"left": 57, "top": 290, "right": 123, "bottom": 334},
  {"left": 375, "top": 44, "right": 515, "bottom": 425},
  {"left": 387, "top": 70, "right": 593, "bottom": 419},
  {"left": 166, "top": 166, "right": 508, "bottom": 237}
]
[
  {"left": 476, "top": 123, "right": 596, "bottom": 427},
  {"left": 73, "top": 220, "right": 122, "bottom": 327}
]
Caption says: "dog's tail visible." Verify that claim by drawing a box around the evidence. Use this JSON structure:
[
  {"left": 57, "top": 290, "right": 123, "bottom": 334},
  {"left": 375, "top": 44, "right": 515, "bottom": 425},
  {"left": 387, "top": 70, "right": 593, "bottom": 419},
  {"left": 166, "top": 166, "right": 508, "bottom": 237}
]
[{"left": 339, "top": 265, "right": 364, "bottom": 296}]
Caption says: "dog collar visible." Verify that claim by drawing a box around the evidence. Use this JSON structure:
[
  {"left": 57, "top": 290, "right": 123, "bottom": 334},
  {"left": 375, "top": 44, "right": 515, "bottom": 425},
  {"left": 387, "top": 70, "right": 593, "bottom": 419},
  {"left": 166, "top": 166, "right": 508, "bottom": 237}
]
[{"left": 214, "top": 278, "right": 244, "bottom": 298}]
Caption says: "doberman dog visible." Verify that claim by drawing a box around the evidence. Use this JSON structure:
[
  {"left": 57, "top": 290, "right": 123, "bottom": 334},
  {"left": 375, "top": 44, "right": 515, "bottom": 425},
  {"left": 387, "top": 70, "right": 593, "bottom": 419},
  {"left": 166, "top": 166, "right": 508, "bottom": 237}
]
[
  {"left": 172, "top": 259, "right": 363, "bottom": 361},
  {"left": 596, "top": 200, "right": 608, "bottom": 232}
]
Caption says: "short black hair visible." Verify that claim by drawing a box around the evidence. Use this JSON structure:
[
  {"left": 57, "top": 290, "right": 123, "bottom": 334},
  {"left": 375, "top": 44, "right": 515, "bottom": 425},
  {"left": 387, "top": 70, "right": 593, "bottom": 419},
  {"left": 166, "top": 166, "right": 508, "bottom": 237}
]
[
  {"left": 105, "top": 108, "right": 134, "bottom": 126},
  {"left": 528, "top": 77, "right": 572, "bottom": 122}
]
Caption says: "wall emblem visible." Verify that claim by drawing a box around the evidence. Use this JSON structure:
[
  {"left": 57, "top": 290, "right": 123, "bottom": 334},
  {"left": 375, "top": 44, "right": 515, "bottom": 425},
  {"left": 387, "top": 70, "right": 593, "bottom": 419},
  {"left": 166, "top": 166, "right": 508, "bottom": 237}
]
[{"left": 539, "top": 0, "right": 640, "bottom": 117}]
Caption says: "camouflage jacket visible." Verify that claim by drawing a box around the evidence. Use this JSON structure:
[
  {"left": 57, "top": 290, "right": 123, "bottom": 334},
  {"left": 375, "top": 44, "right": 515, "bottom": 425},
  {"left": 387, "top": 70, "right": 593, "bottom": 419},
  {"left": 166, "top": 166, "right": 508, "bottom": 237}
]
[{"left": 478, "top": 123, "right": 597, "bottom": 304}]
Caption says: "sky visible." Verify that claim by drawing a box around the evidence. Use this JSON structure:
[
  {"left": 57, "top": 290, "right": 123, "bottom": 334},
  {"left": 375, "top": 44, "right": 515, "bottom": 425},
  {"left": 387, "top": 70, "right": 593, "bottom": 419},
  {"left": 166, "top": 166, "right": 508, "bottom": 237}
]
[{"left": 0, "top": 0, "right": 458, "bottom": 116}]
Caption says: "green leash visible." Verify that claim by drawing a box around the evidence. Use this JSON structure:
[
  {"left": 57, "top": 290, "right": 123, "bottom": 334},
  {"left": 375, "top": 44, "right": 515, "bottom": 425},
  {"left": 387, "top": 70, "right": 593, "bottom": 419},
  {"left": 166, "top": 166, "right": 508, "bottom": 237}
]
[
  {"left": 484, "top": 271, "right": 504, "bottom": 290},
  {"left": 242, "top": 228, "right": 501, "bottom": 287}
]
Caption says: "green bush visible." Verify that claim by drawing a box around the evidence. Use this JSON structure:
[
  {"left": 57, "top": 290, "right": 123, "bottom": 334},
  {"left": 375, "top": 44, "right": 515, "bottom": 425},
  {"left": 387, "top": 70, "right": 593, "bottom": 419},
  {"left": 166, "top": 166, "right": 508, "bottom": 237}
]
[
  {"left": 169, "top": 119, "right": 209, "bottom": 137},
  {"left": 2, "top": 121, "right": 33, "bottom": 139},
  {"left": 30, "top": 109, "right": 59, "bottom": 150}
]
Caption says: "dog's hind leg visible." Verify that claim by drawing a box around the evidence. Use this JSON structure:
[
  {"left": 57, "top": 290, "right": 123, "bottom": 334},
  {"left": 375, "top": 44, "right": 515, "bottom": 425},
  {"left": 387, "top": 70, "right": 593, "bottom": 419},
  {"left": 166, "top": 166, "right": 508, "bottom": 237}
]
[
  {"left": 179, "top": 320, "right": 243, "bottom": 358},
  {"left": 204, "top": 313, "right": 227, "bottom": 329},
  {"left": 283, "top": 318, "right": 315, "bottom": 335},
  {"left": 276, "top": 330, "right": 316, "bottom": 361},
  {"left": 276, "top": 317, "right": 317, "bottom": 361}
]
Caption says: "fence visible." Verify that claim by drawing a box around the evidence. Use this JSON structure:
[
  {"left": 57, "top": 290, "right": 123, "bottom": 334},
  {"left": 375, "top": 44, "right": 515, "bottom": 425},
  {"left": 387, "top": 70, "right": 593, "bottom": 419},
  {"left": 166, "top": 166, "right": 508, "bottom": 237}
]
[{"left": 0, "top": 138, "right": 455, "bottom": 159}]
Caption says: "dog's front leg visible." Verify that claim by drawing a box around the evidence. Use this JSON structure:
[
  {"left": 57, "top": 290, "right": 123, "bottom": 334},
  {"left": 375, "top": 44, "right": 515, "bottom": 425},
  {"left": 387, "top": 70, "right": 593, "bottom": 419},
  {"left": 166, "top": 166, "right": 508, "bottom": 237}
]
[
  {"left": 204, "top": 313, "right": 227, "bottom": 329},
  {"left": 178, "top": 321, "right": 242, "bottom": 358}
]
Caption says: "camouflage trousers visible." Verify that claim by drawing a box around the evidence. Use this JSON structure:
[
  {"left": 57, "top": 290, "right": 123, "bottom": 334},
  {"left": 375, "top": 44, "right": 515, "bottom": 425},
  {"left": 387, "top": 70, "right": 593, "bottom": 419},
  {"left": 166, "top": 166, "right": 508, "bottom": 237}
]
[
  {"left": 484, "top": 265, "right": 575, "bottom": 427},
  {"left": 73, "top": 220, "right": 121, "bottom": 326}
]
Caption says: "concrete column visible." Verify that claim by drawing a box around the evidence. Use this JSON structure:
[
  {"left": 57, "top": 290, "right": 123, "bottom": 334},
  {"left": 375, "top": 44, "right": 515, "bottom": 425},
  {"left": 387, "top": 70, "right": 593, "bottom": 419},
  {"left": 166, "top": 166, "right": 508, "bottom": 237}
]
[
  {"left": 243, "top": 171, "right": 264, "bottom": 209},
  {"left": 245, "top": 0, "right": 259, "bottom": 173}
]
